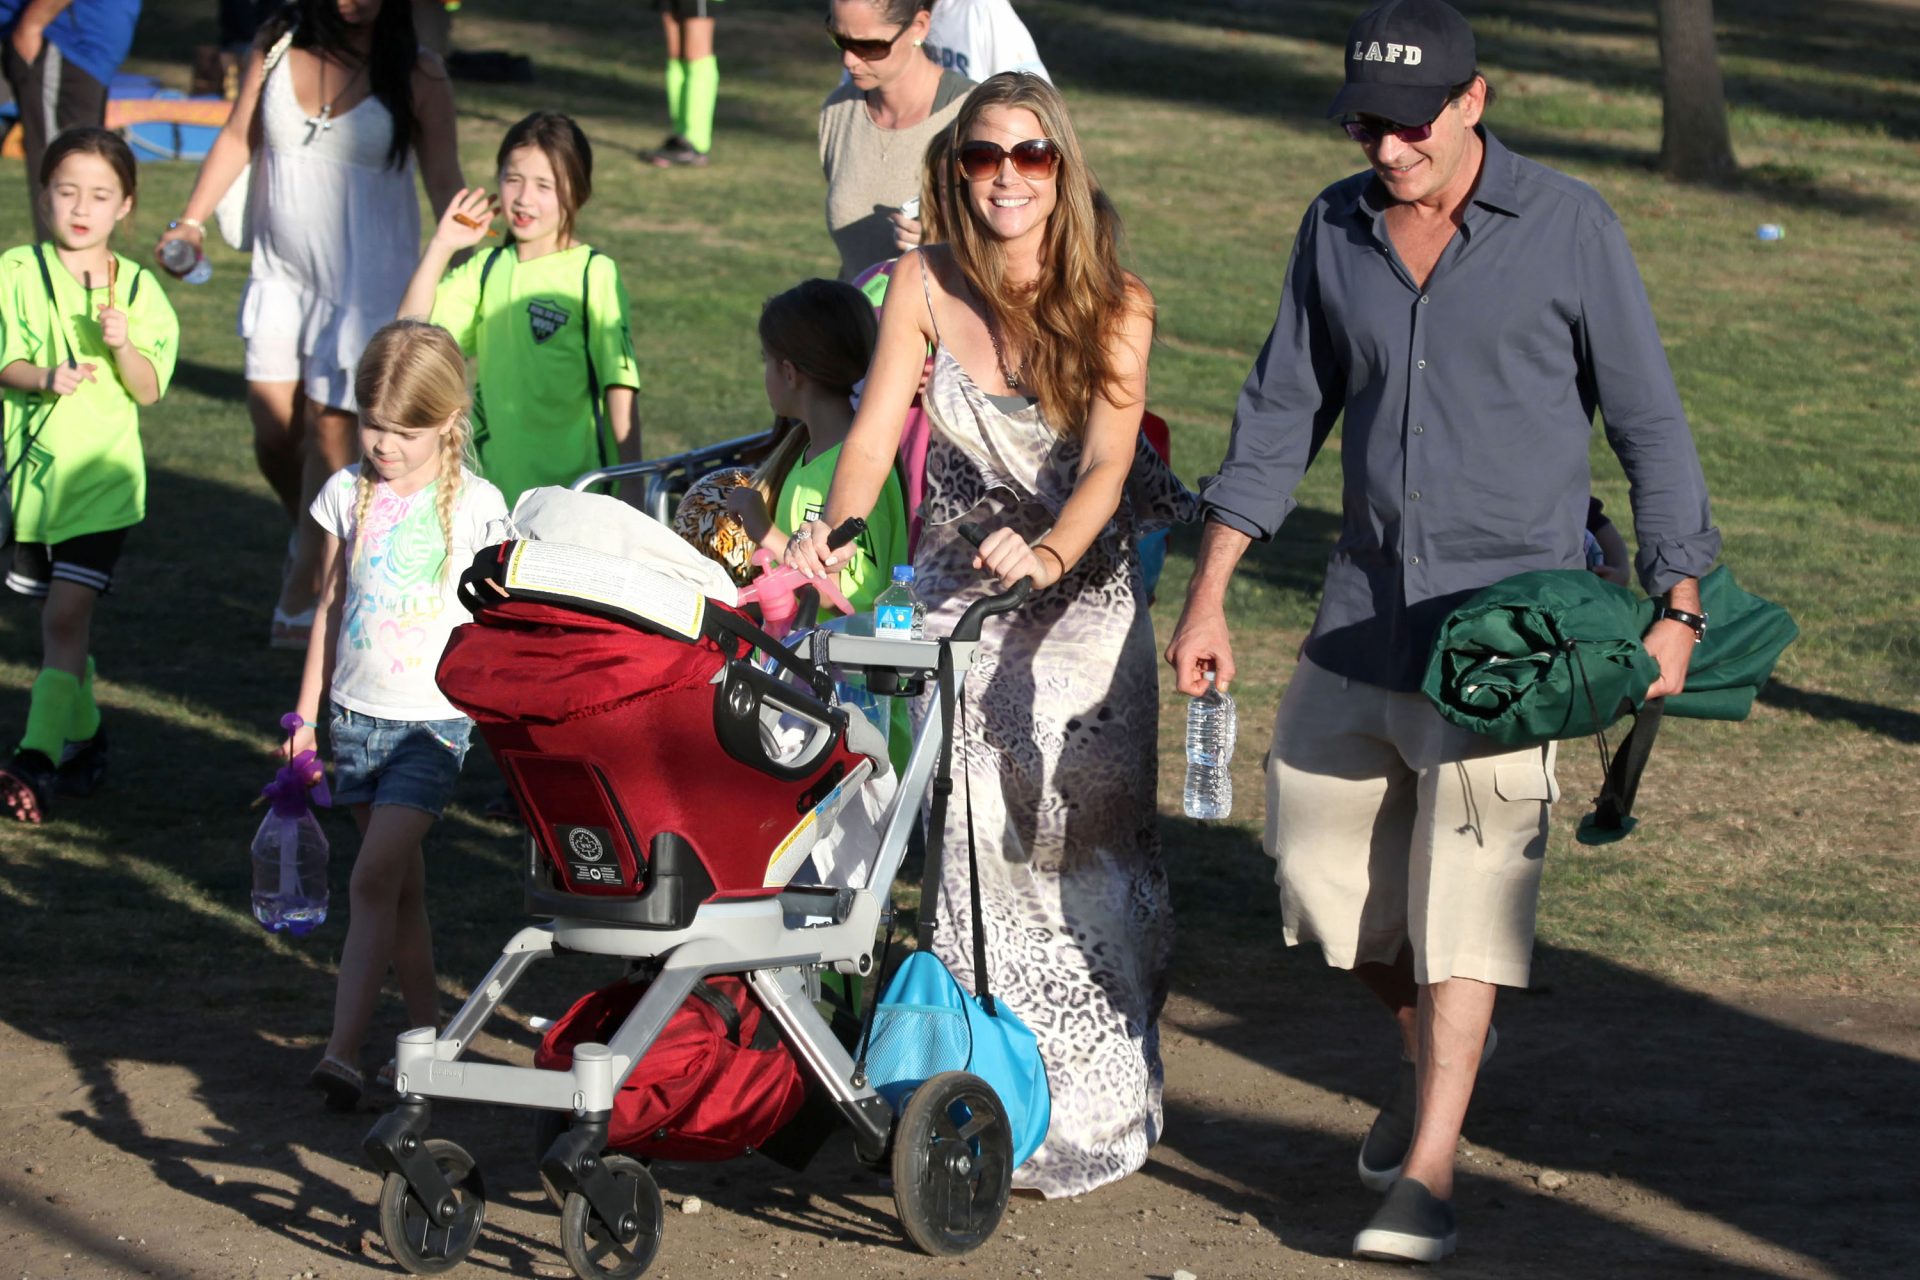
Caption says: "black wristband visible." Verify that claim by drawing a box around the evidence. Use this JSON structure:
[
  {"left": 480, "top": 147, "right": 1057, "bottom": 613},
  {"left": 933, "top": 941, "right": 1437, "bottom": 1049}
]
[{"left": 1653, "top": 602, "right": 1708, "bottom": 642}]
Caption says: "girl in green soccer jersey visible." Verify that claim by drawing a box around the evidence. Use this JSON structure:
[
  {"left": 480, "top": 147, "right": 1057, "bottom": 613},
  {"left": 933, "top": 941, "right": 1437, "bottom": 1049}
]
[
  {"left": 725, "top": 278, "right": 910, "bottom": 768},
  {"left": 398, "top": 110, "right": 642, "bottom": 509},
  {"left": 0, "top": 128, "right": 177, "bottom": 823}
]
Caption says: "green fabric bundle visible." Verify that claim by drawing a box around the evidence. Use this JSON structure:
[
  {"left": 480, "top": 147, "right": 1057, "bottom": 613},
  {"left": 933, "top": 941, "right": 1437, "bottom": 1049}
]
[{"left": 1422, "top": 565, "right": 1799, "bottom": 747}]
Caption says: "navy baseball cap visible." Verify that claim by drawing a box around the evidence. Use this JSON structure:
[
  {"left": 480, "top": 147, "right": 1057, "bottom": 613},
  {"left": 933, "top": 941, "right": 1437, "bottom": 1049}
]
[{"left": 1327, "top": 0, "right": 1477, "bottom": 125}]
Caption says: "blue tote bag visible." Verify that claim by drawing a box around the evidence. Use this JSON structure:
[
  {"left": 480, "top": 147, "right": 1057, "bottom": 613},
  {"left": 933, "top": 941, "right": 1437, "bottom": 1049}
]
[
  {"left": 864, "top": 951, "right": 1051, "bottom": 1167},
  {"left": 858, "top": 643, "right": 1052, "bottom": 1167}
]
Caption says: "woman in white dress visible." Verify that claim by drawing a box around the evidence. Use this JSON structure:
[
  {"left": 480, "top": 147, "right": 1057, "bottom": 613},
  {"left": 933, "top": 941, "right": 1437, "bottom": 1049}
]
[
  {"left": 157, "top": 0, "right": 462, "bottom": 647},
  {"left": 788, "top": 73, "right": 1193, "bottom": 1198}
]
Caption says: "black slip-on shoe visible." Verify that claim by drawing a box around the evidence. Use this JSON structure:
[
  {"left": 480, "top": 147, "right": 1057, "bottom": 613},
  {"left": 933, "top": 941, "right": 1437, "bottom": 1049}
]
[
  {"left": 1358, "top": 1024, "right": 1499, "bottom": 1192},
  {"left": 1353, "top": 1176, "right": 1457, "bottom": 1263}
]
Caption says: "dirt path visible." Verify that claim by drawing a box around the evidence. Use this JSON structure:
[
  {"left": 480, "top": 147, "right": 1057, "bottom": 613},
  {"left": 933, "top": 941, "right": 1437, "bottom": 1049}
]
[{"left": 4, "top": 951, "right": 1914, "bottom": 1280}]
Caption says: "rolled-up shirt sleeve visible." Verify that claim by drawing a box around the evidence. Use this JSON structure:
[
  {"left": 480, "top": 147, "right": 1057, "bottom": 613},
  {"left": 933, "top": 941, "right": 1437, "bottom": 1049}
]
[
  {"left": 1576, "top": 211, "right": 1721, "bottom": 594},
  {"left": 1199, "top": 210, "right": 1343, "bottom": 541}
]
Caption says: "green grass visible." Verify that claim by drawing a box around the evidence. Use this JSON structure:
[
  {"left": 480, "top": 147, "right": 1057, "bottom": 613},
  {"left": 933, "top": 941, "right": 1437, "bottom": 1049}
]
[{"left": 0, "top": 0, "right": 1915, "bottom": 1038}]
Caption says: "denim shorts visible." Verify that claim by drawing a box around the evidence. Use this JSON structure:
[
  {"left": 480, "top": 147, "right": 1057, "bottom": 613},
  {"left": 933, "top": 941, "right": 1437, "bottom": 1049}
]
[{"left": 327, "top": 703, "right": 473, "bottom": 817}]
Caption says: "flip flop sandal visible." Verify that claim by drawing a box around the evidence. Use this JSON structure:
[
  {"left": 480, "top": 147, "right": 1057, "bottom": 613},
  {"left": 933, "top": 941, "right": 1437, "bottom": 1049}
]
[
  {"left": 0, "top": 751, "right": 57, "bottom": 824},
  {"left": 308, "top": 1055, "right": 364, "bottom": 1112},
  {"left": 269, "top": 605, "right": 316, "bottom": 651}
]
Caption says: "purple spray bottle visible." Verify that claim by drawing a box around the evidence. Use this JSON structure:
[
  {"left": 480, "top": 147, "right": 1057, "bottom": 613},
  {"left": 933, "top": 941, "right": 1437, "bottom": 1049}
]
[{"left": 251, "top": 713, "right": 333, "bottom": 935}]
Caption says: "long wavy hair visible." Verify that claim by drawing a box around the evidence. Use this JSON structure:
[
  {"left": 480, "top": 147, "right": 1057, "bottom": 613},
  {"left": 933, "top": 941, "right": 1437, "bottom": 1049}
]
[
  {"left": 264, "top": 0, "right": 421, "bottom": 170},
  {"left": 351, "top": 321, "right": 474, "bottom": 582},
  {"left": 917, "top": 129, "right": 951, "bottom": 245},
  {"left": 936, "top": 73, "right": 1135, "bottom": 434}
]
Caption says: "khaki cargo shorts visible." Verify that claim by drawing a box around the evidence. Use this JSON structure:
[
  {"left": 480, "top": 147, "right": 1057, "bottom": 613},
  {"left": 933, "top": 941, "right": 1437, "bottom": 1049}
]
[{"left": 1263, "top": 657, "right": 1559, "bottom": 988}]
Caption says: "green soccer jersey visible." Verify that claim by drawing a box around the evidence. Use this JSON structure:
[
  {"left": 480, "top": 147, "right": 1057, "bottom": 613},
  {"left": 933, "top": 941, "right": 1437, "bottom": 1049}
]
[
  {"left": 430, "top": 244, "right": 640, "bottom": 508},
  {"left": 775, "top": 441, "right": 912, "bottom": 771},
  {"left": 0, "top": 244, "right": 178, "bottom": 545}
]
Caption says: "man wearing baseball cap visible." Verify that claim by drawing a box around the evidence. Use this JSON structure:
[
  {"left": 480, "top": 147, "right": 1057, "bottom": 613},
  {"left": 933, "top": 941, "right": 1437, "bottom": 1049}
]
[{"left": 1167, "top": 0, "right": 1719, "bottom": 1262}]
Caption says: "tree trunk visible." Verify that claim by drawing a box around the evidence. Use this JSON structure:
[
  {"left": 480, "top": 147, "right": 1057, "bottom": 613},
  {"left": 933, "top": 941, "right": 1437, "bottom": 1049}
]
[{"left": 1656, "top": 0, "right": 1737, "bottom": 180}]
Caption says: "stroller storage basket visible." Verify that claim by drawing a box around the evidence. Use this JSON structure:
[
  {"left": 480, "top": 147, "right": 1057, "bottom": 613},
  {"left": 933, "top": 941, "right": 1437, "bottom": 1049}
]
[
  {"left": 437, "top": 545, "right": 873, "bottom": 929},
  {"left": 535, "top": 973, "right": 807, "bottom": 1161}
]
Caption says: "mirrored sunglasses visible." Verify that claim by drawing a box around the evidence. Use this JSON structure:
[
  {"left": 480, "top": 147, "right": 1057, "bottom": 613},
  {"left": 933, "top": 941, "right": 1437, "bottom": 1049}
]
[
  {"left": 1341, "top": 116, "right": 1436, "bottom": 145},
  {"left": 956, "top": 138, "right": 1061, "bottom": 182}
]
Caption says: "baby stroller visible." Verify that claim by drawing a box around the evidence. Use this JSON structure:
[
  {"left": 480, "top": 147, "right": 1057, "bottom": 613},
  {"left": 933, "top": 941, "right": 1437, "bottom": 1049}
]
[{"left": 360, "top": 520, "right": 1029, "bottom": 1277}]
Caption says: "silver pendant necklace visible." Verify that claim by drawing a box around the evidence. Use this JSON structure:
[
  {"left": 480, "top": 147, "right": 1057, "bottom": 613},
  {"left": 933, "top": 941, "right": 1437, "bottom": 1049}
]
[{"left": 984, "top": 310, "right": 1024, "bottom": 389}]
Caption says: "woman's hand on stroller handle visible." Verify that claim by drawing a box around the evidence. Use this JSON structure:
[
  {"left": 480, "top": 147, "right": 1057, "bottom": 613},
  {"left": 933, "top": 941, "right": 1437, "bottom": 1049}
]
[
  {"left": 964, "top": 523, "right": 1054, "bottom": 591},
  {"left": 781, "top": 516, "right": 865, "bottom": 579}
]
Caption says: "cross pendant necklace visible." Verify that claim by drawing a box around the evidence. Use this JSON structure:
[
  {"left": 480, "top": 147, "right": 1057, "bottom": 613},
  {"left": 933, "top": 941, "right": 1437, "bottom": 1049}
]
[{"left": 303, "top": 59, "right": 363, "bottom": 145}]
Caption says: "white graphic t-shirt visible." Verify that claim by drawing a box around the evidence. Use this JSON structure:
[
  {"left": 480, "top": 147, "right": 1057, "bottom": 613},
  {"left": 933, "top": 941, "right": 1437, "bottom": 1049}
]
[
  {"left": 311, "top": 465, "right": 508, "bottom": 721},
  {"left": 926, "top": 0, "right": 1050, "bottom": 82}
]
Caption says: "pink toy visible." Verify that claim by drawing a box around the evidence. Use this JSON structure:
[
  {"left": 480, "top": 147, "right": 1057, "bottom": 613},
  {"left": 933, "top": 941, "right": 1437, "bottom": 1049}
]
[{"left": 737, "top": 548, "right": 855, "bottom": 638}]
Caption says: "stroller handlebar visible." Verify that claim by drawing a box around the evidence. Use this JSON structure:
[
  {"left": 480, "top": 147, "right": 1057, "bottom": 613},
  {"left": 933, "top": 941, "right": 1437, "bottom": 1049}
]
[{"left": 951, "top": 521, "right": 1033, "bottom": 643}]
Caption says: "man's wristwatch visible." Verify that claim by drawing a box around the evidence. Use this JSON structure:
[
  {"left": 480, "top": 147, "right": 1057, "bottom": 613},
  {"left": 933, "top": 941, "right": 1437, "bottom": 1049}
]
[{"left": 1652, "top": 600, "right": 1708, "bottom": 643}]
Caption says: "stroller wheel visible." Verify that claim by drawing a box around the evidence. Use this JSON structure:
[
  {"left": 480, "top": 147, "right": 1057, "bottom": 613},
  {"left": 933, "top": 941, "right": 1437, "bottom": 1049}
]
[
  {"left": 890, "top": 1071, "right": 1013, "bottom": 1257},
  {"left": 559, "top": 1154, "right": 663, "bottom": 1278},
  {"left": 376, "top": 1138, "right": 487, "bottom": 1274}
]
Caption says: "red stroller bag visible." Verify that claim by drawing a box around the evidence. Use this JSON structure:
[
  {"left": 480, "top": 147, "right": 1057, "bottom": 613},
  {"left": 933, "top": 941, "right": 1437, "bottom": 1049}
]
[{"left": 534, "top": 974, "right": 807, "bottom": 1160}]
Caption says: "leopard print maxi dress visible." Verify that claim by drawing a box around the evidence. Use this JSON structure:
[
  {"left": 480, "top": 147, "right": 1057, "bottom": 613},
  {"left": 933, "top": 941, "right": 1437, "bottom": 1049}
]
[{"left": 913, "top": 338, "right": 1195, "bottom": 1199}]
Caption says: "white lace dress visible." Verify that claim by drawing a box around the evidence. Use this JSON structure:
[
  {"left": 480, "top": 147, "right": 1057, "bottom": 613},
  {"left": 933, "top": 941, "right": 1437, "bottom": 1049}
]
[{"left": 238, "top": 58, "right": 420, "bottom": 412}]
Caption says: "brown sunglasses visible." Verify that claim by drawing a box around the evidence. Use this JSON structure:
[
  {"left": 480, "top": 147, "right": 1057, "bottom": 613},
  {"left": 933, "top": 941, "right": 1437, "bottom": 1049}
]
[
  {"left": 825, "top": 18, "right": 912, "bottom": 63},
  {"left": 956, "top": 138, "right": 1061, "bottom": 181}
]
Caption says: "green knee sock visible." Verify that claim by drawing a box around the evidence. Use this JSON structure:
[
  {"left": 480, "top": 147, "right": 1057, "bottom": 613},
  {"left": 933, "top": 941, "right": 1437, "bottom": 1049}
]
[
  {"left": 683, "top": 55, "right": 718, "bottom": 154},
  {"left": 665, "top": 58, "right": 689, "bottom": 138},
  {"left": 20, "top": 668, "right": 79, "bottom": 760},
  {"left": 71, "top": 656, "right": 100, "bottom": 742}
]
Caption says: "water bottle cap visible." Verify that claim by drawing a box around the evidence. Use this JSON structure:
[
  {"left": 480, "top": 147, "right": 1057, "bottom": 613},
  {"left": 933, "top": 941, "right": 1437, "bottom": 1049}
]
[{"left": 891, "top": 564, "right": 915, "bottom": 583}]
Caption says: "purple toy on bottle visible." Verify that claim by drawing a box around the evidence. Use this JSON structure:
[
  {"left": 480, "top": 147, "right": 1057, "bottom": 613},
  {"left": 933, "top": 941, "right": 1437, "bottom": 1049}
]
[{"left": 251, "top": 713, "right": 333, "bottom": 935}]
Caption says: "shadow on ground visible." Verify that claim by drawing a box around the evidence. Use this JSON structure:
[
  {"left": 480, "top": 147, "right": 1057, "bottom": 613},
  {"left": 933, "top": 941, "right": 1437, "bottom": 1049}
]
[{"left": 1158, "top": 813, "right": 1919, "bottom": 1275}]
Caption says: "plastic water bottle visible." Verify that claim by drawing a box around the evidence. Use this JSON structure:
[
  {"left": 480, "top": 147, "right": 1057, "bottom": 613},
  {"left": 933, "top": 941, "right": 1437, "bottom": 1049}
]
[
  {"left": 251, "top": 714, "right": 332, "bottom": 934},
  {"left": 874, "top": 565, "right": 925, "bottom": 640},
  {"left": 157, "top": 237, "right": 212, "bottom": 285},
  {"left": 1183, "top": 672, "right": 1236, "bottom": 820}
]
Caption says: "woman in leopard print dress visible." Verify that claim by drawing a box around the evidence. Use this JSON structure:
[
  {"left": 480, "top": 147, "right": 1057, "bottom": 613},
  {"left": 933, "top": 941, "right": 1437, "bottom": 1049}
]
[{"left": 786, "top": 72, "right": 1193, "bottom": 1198}]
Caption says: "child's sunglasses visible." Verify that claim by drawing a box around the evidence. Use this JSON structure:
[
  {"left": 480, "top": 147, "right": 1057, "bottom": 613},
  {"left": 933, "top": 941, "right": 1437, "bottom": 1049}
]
[
  {"left": 1341, "top": 116, "right": 1436, "bottom": 145},
  {"left": 955, "top": 138, "right": 1061, "bottom": 182},
  {"left": 826, "top": 19, "right": 911, "bottom": 63}
]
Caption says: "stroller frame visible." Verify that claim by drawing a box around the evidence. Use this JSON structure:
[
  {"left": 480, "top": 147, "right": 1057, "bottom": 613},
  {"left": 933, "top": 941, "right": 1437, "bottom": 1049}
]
[{"left": 363, "top": 563, "right": 1030, "bottom": 1277}]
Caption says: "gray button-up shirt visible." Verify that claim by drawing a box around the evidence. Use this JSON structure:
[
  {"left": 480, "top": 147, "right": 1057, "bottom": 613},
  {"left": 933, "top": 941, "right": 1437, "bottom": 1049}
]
[{"left": 1203, "top": 128, "right": 1720, "bottom": 691}]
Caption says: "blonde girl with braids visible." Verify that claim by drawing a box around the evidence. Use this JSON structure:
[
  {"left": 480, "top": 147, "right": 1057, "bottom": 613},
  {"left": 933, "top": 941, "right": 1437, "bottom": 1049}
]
[
  {"left": 288, "top": 319, "right": 507, "bottom": 1111},
  {"left": 786, "top": 72, "right": 1194, "bottom": 1198}
]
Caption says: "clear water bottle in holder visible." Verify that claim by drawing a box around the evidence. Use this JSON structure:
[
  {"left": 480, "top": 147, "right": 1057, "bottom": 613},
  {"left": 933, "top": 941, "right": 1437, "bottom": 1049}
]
[
  {"left": 1183, "top": 672, "right": 1236, "bottom": 821},
  {"left": 874, "top": 564, "right": 926, "bottom": 640}
]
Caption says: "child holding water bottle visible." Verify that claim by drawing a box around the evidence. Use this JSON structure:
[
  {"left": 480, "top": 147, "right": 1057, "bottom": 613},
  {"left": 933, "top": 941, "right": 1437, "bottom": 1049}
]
[
  {"left": 0, "top": 128, "right": 177, "bottom": 823},
  {"left": 289, "top": 320, "right": 505, "bottom": 1110}
]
